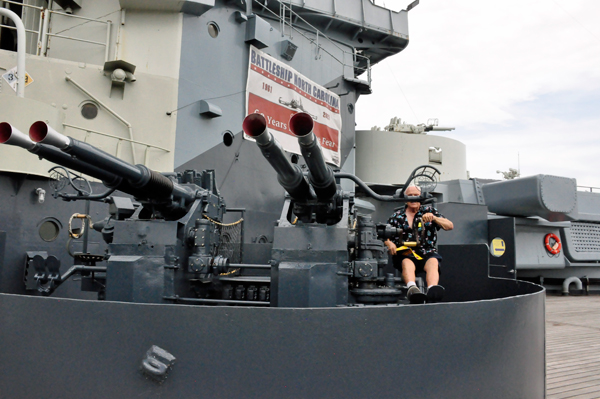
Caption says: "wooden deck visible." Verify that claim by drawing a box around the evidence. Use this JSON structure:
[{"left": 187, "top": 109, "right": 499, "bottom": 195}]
[{"left": 546, "top": 295, "right": 600, "bottom": 399}]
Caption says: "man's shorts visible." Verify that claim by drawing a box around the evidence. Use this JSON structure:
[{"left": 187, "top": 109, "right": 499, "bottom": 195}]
[{"left": 393, "top": 252, "right": 442, "bottom": 275}]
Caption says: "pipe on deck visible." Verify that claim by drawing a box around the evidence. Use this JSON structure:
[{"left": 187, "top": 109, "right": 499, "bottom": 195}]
[{"left": 562, "top": 276, "right": 583, "bottom": 296}]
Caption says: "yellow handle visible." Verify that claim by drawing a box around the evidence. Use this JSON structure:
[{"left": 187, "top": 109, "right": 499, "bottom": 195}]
[{"left": 395, "top": 244, "right": 422, "bottom": 260}]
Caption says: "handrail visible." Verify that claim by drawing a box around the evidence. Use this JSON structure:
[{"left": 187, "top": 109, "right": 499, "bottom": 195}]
[
  {"left": 0, "top": 6, "right": 25, "bottom": 97},
  {"left": 0, "top": 0, "right": 43, "bottom": 11},
  {"left": 578, "top": 186, "right": 600, "bottom": 193},
  {"left": 47, "top": 33, "right": 106, "bottom": 46},
  {"left": 2, "top": 1, "right": 44, "bottom": 56},
  {"left": 253, "top": 0, "right": 372, "bottom": 85},
  {"left": 62, "top": 123, "right": 170, "bottom": 152},
  {"left": 46, "top": 9, "right": 112, "bottom": 62},
  {"left": 0, "top": 23, "right": 39, "bottom": 35},
  {"left": 1, "top": 2, "right": 112, "bottom": 62},
  {"left": 63, "top": 123, "right": 169, "bottom": 168}
]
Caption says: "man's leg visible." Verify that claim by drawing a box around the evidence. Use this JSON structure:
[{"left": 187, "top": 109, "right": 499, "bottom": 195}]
[
  {"left": 402, "top": 258, "right": 425, "bottom": 303},
  {"left": 423, "top": 257, "right": 440, "bottom": 287},
  {"left": 401, "top": 258, "right": 417, "bottom": 286}
]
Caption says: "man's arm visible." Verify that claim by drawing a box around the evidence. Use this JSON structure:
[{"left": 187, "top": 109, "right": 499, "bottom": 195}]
[
  {"left": 422, "top": 213, "right": 454, "bottom": 231},
  {"left": 384, "top": 239, "right": 397, "bottom": 255},
  {"left": 384, "top": 211, "right": 402, "bottom": 254}
]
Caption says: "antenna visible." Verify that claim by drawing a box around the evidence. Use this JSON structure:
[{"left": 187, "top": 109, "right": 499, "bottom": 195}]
[{"left": 407, "top": 0, "right": 420, "bottom": 11}]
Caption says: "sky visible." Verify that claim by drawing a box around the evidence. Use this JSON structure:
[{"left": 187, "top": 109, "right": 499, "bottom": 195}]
[{"left": 356, "top": 0, "right": 600, "bottom": 188}]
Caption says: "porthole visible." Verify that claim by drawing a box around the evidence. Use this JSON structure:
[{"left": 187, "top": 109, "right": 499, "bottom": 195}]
[
  {"left": 291, "top": 154, "right": 299, "bottom": 164},
  {"left": 222, "top": 130, "right": 234, "bottom": 147},
  {"left": 208, "top": 22, "right": 220, "bottom": 38},
  {"left": 81, "top": 102, "right": 99, "bottom": 120},
  {"left": 347, "top": 103, "right": 354, "bottom": 114},
  {"left": 39, "top": 219, "right": 60, "bottom": 242}
]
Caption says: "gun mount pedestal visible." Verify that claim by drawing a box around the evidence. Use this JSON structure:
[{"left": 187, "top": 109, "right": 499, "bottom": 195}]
[{"left": 270, "top": 200, "right": 351, "bottom": 307}]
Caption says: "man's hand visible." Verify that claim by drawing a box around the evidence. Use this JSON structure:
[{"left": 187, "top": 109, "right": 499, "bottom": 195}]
[
  {"left": 422, "top": 213, "right": 436, "bottom": 223},
  {"left": 384, "top": 239, "right": 397, "bottom": 255},
  {"left": 423, "top": 213, "right": 454, "bottom": 230}
]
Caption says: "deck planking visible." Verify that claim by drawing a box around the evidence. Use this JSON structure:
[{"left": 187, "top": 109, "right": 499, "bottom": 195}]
[{"left": 546, "top": 295, "right": 600, "bottom": 399}]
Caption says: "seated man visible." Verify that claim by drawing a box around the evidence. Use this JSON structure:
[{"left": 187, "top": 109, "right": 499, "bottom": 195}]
[{"left": 384, "top": 185, "right": 453, "bottom": 303}]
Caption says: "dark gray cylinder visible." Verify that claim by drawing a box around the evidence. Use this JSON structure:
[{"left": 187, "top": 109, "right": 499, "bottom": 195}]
[
  {"left": 289, "top": 112, "right": 337, "bottom": 201},
  {"left": 482, "top": 175, "right": 577, "bottom": 221},
  {"left": 29, "top": 121, "right": 194, "bottom": 202},
  {"left": 0, "top": 122, "right": 123, "bottom": 186}
]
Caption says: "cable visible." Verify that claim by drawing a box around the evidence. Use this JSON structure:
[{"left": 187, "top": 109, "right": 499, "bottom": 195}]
[
  {"left": 166, "top": 90, "right": 246, "bottom": 116},
  {"left": 53, "top": 9, "right": 121, "bottom": 36},
  {"left": 217, "top": 134, "right": 245, "bottom": 190},
  {"left": 550, "top": 0, "right": 600, "bottom": 42},
  {"left": 384, "top": 59, "right": 421, "bottom": 124}
]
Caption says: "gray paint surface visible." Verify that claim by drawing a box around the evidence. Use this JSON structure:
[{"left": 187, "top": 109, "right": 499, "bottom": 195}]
[{"left": 0, "top": 264, "right": 544, "bottom": 399}]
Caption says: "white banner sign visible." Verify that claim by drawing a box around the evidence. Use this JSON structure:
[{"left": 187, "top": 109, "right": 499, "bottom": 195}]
[{"left": 245, "top": 45, "right": 342, "bottom": 166}]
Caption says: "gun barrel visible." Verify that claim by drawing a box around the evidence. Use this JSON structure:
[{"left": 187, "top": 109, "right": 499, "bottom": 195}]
[
  {"left": 30, "top": 121, "right": 146, "bottom": 185},
  {"left": 1, "top": 122, "right": 123, "bottom": 186},
  {"left": 289, "top": 112, "right": 337, "bottom": 200},
  {"left": 243, "top": 113, "right": 313, "bottom": 201},
  {"left": 29, "top": 121, "right": 195, "bottom": 202}
]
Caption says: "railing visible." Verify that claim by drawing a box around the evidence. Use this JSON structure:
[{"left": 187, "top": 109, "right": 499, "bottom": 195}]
[
  {"left": 0, "top": 3, "right": 163, "bottom": 168},
  {"left": 257, "top": 0, "right": 372, "bottom": 86},
  {"left": 63, "top": 123, "right": 170, "bottom": 168},
  {"left": 0, "top": 2, "right": 111, "bottom": 61},
  {"left": 578, "top": 186, "right": 600, "bottom": 193},
  {"left": 0, "top": 0, "right": 43, "bottom": 54},
  {"left": 43, "top": 9, "right": 111, "bottom": 62}
]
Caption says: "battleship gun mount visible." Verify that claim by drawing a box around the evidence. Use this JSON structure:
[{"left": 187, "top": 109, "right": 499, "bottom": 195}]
[
  {"left": 1, "top": 121, "right": 234, "bottom": 302},
  {"left": 243, "top": 112, "right": 445, "bottom": 306},
  {"left": 2, "top": 116, "right": 440, "bottom": 307},
  {"left": 2, "top": 115, "right": 439, "bottom": 307}
]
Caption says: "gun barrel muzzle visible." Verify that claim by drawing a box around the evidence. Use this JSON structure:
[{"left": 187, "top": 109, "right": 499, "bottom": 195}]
[
  {"left": 0, "top": 122, "right": 36, "bottom": 150},
  {"left": 242, "top": 113, "right": 271, "bottom": 145},
  {"left": 289, "top": 112, "right": 315, "bottom": 144},
  {"left": 29, "top": 121, "right": 71, "bottom": 149}
]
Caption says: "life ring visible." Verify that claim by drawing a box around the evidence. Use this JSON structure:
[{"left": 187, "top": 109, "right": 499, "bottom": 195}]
[{"left": 544, "top": 233, "right": 561, "bottom": 255}]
